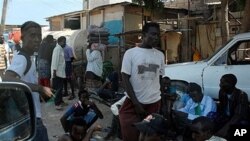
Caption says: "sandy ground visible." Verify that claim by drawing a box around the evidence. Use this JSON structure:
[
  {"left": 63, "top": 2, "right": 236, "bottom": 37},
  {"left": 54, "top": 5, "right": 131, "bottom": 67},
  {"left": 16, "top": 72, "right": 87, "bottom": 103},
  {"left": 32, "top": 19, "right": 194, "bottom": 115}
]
[{"left": 41, "top": 92, "right": 121, "bottom": 141}]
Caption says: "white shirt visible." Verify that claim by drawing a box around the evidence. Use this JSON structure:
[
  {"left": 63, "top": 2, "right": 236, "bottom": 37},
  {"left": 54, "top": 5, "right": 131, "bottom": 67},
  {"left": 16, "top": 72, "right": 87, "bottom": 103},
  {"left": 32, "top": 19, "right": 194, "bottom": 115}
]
[
  {"left": 7, "top": 54, "right": 42, "bottom": 118},
  {"left": 86, "top": 49, "right": 103, "bottom": 77},
  {"left": 178, "top": 95, "right": 217, "bottom": 120},
  {"left": 51, "top": 44, "right": 66, "bottom": 78},
  {"left": 121, "top": 47, "right": 165, "bottom": 104},
  {"left": 111, "top": 96, "right": 126, "bottom": 116}
]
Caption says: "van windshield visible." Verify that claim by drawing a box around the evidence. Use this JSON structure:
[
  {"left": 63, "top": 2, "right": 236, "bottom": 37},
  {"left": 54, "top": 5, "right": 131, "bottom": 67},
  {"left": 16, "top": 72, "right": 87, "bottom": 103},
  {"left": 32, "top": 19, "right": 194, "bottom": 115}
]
[{"left": 203, "top": 38, "right": 233, "bottom": 62}]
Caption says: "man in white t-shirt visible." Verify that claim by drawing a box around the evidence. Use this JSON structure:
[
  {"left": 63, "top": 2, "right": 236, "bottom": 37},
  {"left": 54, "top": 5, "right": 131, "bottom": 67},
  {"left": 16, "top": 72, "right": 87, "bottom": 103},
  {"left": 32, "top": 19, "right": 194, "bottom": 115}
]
[
  {"left": 119, "top": 22, "right": 165, "bottom": 141},
  {"left": 2, "top": 21, "right": 53, "bottom": 141}
]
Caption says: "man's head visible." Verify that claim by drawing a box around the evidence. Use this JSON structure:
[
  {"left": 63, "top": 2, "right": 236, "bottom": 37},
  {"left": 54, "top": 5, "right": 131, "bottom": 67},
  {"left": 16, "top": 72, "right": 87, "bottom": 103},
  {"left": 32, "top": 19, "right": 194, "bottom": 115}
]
[
  {"left": 69, "top": 117, "right": 88, "bottom": 141},
  {"left": 188, "top": 82, "right": 203, "bottom": 103},
  {"left": 46, "top": 35, "right": 54, "bottom": 43},
  {"left": 190, "top": 116, "right": 214, "bottom": 141},
  {"left": 160, "top": 76, "right": 171, "bottom": 93},
  {"left": 57, "top": 36, "right": 66, "bottom": 48},
  {"left": 79, "top": 89, "right": 89, "bottom": 104},
  {"left": 21, "top": 21, "right": 41, "bottom": 54},
  {"left": 134, "top": 113, "right": 168, "bottom": 141},
  {"left": 142, "top": 22, "right": 160, "bottom": 48},
  {"left": 220, "top": 73, "right": 237, "bottom": 93}
]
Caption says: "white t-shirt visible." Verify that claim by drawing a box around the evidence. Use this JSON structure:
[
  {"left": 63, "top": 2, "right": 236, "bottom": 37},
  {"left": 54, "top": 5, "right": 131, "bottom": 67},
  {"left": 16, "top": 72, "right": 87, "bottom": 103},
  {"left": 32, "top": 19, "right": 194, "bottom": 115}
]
[
  {"left": 86, "top": 49, "right": 103, "bottom": 77},
  {"left": 121, "top": 47, "right": 165, "bottom": 104},
  {"left": 7, "top": 53, "right": 42, "bottom": 118}
]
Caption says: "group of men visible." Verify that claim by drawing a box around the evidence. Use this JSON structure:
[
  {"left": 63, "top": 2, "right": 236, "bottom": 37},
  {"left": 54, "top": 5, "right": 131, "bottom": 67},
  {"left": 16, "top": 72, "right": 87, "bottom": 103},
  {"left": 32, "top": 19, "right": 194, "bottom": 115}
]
[
  {"left": 1, "top": 21, "right": 76, "bottom": 140},
  {"left": 1, "top": 20, "right": 249, "bottom": 141}
]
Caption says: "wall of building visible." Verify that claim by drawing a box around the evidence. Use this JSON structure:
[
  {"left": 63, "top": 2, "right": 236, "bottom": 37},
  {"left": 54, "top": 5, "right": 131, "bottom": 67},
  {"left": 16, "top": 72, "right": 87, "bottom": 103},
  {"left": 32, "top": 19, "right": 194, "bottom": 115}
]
[
  {"left": 50, "top": 16, "right": 64, "bottom": 31},
  {"left": 88, "top": 0, "right": 132, "bottom": 10}
]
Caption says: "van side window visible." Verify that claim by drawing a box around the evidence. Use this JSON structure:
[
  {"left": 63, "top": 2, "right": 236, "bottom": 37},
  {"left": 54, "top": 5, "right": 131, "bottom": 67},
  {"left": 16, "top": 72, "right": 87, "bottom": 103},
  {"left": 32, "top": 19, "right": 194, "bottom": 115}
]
[{"left": 228, "top": 40, "right": 250, "bottom": 65}]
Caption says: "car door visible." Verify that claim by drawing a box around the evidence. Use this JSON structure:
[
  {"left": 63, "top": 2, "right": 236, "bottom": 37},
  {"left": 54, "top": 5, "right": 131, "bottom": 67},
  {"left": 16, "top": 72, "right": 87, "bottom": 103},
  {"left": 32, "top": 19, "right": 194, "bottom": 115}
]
[{"left": 203, "top": 39, "right": 250, "bottom": 100}]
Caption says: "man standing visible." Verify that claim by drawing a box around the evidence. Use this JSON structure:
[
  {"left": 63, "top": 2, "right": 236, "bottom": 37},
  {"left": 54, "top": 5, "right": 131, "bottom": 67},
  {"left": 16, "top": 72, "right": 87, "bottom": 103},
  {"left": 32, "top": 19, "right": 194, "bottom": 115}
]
[
  {"left": 119, "top": 22, "right": 165, "bottom": 141},
  {"left": 63, "top": 44, "right": 75, "bottom": 100},
  {"left": 51, "top": 36, "right": 66, "bottom": 110},
  {"left": 85, "top": 43, "right": 103, "bottom": 91},
  {"left": 37, "top": 35, "right": 56, "bottom": 87},
  {"left": 2, "top": 21, "right": 53, "bottom": 141}
]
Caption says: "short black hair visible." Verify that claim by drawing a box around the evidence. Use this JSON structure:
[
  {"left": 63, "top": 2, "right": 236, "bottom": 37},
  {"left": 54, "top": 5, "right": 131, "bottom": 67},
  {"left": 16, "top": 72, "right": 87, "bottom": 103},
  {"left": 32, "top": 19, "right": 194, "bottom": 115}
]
[
  {"left": 221, "top": 73, "right": 237, "bottom": 86},
  {"left": 57, "top": 36, "right": 66, "bottom": 42},
  {"left": 142, "top": 22, "right": 160, "bottom": 35},
  {"left": 188, "top": 82, "right": 202, "bottom": 94},
  {"left": 46, "top": 35, "right": 54, "bottom": 42},
  {"left": 78, "top": 89, "right": 89, "bottom": 99},
  {"left": 69, "top": 117, "right": 87, "bottom": 131},
  {"left": 21, "top": 21, "right": 41, "bottom": 33},
  {"left": 191, "top": 116, "right": 214, "bottom": 133}
]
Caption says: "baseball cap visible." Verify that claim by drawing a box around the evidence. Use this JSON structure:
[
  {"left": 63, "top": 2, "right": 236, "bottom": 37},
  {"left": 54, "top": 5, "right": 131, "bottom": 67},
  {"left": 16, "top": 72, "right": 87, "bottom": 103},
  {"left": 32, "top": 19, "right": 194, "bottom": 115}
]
[{"left": 134, "top": 113, "right": 168, "bottom": 135}]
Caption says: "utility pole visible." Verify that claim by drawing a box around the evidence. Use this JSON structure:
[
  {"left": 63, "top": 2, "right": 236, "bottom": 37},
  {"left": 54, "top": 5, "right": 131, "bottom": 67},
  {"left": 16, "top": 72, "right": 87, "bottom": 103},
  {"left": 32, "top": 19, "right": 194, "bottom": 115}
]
[{"left": 0, "top": 0, "right": 8, "bottom": 35}]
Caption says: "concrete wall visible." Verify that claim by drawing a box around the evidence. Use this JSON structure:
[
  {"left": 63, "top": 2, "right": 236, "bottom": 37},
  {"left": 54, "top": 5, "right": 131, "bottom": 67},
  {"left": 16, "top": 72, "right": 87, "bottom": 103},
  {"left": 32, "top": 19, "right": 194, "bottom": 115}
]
[{"left": 102, "top": 5, "right": 124, "bottom": 45}]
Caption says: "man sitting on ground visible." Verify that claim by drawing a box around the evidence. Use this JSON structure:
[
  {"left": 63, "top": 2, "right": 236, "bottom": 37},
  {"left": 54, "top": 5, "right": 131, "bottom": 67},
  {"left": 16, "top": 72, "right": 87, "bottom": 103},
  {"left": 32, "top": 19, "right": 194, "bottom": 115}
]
[
  {"left": 58, "top": 117, "right": 102, "bottom": 141},
  {"left": 134, "top": 113, "right": 168, "bottom": 141},
  {"left": 96, "top": 71, "right": 119, "bottom": 100},
  {"left": 190, "top": 116, "right": 226, "bottom": 141},
  {"left": 215, "top": 74, "right": 249, "bottom": 139},
  {"left": 173, "top": 82, "right": 217, "bottom": 135},
  {"left": 60, "top": 89, "right": 103, "bottom": 133}
]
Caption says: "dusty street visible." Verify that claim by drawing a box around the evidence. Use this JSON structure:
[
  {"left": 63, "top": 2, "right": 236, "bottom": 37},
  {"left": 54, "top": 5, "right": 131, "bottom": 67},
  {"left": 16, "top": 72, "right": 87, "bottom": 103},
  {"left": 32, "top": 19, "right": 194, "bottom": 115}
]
[{"left": 41, "top": 92, "right": 121, "bottom": 141}]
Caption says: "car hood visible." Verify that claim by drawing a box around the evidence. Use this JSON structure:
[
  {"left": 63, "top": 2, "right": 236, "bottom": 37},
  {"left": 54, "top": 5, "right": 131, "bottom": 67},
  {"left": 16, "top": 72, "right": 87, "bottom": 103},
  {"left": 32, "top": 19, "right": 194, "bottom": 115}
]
[
  {"left": 164, "top": 61, "right": 208, "bottom": 80},
  {"left": 165, "top": 61, "right": 207, "bottom": 68}
]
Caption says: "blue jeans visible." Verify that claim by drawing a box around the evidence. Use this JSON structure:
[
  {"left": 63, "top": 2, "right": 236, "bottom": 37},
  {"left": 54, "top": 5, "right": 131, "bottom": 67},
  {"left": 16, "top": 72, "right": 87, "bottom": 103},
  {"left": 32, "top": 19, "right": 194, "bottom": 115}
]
[{"left": 34, "top": 118, "right": 49, "bottom": 141}]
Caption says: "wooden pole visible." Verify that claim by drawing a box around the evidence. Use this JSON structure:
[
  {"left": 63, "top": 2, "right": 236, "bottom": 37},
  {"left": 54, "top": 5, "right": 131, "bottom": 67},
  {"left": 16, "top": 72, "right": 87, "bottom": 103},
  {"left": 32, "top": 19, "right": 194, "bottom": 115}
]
[{"left": 0, "top": 0, "right": 8, "bottom": 35}]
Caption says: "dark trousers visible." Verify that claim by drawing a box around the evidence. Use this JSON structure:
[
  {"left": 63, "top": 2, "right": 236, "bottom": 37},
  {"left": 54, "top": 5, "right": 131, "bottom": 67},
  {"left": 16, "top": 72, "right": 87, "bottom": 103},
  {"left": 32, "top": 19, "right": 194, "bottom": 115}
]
[
  {"left": 63, "top": 78, "right": 75, "bottom": 96},
  {"left": 52, "top": 76, "right": 64, "bottom": 106}
]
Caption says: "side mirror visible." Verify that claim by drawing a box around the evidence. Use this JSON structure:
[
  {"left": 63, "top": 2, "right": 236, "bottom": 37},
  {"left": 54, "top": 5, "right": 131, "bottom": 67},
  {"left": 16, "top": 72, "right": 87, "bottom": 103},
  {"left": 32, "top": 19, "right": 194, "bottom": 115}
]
[{"left": 0, "top": 82, "right": 36, "bottom": 141}]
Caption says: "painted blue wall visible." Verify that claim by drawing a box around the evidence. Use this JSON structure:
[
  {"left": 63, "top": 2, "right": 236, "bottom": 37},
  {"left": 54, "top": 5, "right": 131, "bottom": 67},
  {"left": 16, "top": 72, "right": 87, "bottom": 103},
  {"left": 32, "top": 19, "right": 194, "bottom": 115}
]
[{"left": 103, "top": 20, "right": 123, "bottom": 45}]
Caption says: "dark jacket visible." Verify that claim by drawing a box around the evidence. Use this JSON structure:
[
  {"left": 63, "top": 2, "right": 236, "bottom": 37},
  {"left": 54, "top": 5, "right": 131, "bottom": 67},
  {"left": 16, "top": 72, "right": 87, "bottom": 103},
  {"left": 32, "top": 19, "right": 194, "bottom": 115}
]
[{"left": 218, "top": 87, "right": 249, "bottom": 119}]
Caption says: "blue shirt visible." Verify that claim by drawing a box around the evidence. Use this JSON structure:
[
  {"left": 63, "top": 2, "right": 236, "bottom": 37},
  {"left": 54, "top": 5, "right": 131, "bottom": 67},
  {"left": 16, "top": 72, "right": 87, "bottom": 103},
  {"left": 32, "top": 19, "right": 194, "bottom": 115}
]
[
  {"left": 178, "top": 95, "right": 217, "bottom": 120},
  {"left": 64, "top": 45, "right": 74, "bottom": 62}
]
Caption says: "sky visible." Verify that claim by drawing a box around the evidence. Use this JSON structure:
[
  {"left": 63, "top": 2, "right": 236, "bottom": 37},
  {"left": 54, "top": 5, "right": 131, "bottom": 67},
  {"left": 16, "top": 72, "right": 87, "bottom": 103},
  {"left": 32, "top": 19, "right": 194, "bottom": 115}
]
[{"left": 0, "top": 0, "right": 83, "bottom": 25}]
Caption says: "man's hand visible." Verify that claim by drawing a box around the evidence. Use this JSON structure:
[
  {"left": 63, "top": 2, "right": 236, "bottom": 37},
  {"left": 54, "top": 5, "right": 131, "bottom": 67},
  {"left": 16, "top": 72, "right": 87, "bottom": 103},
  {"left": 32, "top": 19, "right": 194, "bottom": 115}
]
[
  {"left": 134, "top": 103, "right": 147, "bottom": 119},
  {"left": 39, "top": 86, "right": 53, "bottom": 100}
]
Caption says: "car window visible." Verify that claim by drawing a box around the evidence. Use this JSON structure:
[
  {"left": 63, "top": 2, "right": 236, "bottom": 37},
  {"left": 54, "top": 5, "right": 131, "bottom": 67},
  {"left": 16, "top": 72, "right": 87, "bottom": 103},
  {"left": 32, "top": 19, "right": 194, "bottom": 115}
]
[
  {"left": 0, "top": 87, "right": 31, "bottom": 140},
  {"left": 228, "top": 40, "right": 250, "bottom": 65}
]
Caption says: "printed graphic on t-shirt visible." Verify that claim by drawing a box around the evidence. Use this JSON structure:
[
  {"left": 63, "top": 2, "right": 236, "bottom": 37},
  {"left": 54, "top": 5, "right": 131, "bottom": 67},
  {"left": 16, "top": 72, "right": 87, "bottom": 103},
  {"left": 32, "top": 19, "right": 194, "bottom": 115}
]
[{"left": 138, "top": 63, "right": 159, "bottom": 80}]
